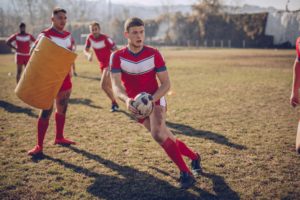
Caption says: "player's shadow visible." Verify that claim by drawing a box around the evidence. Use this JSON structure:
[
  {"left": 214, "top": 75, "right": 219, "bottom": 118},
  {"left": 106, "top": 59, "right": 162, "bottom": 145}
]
[
  {"left": 150, "top": 166, "right": 240, "bottom": 200},
  {"left": 77, "top": 75, "right": 101, "bottom": 81},
  {"left": 118, "top": 110, "right": 246, "bottom": 150},
  {"left": 69, "top": 98, "right": 102, "bottom": 109},
  {"left": 0, "top": 100, "right": 38, "bottom": 118},
  {"left": 166, "top": 121, "right": 246, "bottom": 150},
  {"left": 42, "top": 146, "right": 214, "bottom": 200}
]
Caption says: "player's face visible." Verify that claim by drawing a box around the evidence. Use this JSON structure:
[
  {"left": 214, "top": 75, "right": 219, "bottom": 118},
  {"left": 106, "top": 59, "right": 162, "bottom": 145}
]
[
  {"left": 19, "top": 26, "right": 25, "bottom": 33},
  {"left": 52, "top": 12, "right": 67, "bottom": 31},
  {"left": 90, "top": 25, "right": 100, "bottom": 37},
  {"left": 125, "top": 26, "right": 145, "bottom": 49}
]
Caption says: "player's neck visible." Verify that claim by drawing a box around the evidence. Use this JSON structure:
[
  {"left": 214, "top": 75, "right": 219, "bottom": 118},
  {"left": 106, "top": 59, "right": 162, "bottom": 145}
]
[
  {"left": 51, "top": 26, "right": 64, "bottom": 34},
  {"left": 127, "top": 44, "right": 144, "bottom": 54}
]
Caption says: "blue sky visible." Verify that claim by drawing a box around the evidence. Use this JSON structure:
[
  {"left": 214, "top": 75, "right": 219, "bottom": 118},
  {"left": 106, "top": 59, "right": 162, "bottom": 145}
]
[{"left": 110, "top": 0, "right": 300, "bottom": 10}]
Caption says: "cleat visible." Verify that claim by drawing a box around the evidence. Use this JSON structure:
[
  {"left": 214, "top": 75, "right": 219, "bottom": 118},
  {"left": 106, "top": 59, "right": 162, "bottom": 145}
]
[
  {"left": 28, "top": 145, "right": 43, "bottom": 156},
  {"left": 111, "top": 104, "right": 119, "bottom": 112},
  {"left": 54, "top": 138, "right": 76, "bottom": 145},
  {"left": 179, "top": 171, "right": 195, "bottom": 189},
  {"left": 191, "top": 153, "right": 202, "bottom": 176}
]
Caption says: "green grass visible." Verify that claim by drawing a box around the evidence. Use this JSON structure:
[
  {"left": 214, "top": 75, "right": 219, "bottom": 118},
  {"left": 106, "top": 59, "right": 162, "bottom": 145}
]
[{"left": 0, "top": 48, "right": 299, "bottom": 200}]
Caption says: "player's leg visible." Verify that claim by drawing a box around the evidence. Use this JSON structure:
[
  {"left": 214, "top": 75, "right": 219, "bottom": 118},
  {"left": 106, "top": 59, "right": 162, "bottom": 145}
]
[
  {"left": 28, "top": 107, "right": 53, "bottom": 155},
  {"left": 16, "top": 64, "right": 23, "bottom": 83},
  {"left": 72, "top": 63, "right": 77, "bottom": 76},
  {"left": 148, "top": 105, "right": 195, "bottom": 189},
  {"left": 54, "top": 89, "right": 76, "bottom": 145},
  {"left": 100, "top": 68, "right": 118, "bottom": 111},
  {"left": 296, "top": 120, "right": 300, "bottom": 154}
]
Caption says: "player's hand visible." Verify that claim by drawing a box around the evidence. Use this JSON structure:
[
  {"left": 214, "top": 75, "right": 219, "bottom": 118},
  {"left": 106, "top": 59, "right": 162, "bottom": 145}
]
[
  {"left": 126, "top": 98, "right": 143, "bottom": 118},
  {"left": 87, "top": 52, "right": 93, "bottom": 62},
  {"left": 290, "top": 93, "right": 299, "bottom": 107}
]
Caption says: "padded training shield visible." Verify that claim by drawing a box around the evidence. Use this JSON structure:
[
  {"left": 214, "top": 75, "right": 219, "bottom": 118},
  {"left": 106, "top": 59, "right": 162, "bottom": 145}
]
[{"left": 15, "top": 36, "right": 77, "bottom": 109}]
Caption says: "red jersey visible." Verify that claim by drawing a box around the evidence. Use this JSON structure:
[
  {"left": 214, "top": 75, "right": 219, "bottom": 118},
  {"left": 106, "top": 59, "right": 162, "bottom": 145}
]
[
  {"left": 7, "top": 33, "right": 35, "bottom": 55},
  {"left": 296, "top": 37, "right": 300, "bottom": 61},
  {"left": 34, "top": 27, "right": 74, "bottom": 91},
  {"left": 35, "top": 28, "right": 73, "bottom": 51},
  {"left": 110, "top": 45, "right": 167, "bottom": 98},
  {"left": 85, "top": 33, "right": 116, "bottom": 67}
]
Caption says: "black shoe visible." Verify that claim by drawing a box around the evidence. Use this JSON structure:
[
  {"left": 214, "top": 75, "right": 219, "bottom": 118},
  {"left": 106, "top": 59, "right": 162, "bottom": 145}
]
[
  {"left": 191, "top": 153, "right": 202, "bottom": 176},
  {"left": 111, "top": 104, "right": 119, "bottom": 112},
  {"left": 73, "top": 72, "right": 77, "bottom": 77},
  {"left": 179, "top": 171, "right": 195, "bottom": 189}
]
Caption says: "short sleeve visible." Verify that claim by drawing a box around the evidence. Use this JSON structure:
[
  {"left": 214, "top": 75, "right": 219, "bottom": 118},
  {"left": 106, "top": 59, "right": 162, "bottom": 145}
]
[
  {"left": 154, "top": 50, "right": 167, "bottom": 73},
  {"left": 85, "top": 36, "right": 91, "bottom": 49},
  {"left": 110, "top": 52, "right": 121, "bottom": 73},
  {"left": 105, "top": 37, "right": 116, "bottom": 50},
  {"left": 6, "top": 34, "right": 16, "bottom": 43},
  {"left": 33, "top": 33, "right": 45, "bottom": 46}
]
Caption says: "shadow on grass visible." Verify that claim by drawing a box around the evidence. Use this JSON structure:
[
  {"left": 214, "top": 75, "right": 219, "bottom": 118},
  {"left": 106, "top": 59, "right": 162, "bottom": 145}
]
[
  {"left": 118, "top": 110, "right": 246, "bottom": 150},
  {"left": 69, "top": 98, "right": 102, "bottom": 109},
  {"left": 0, "top": 100, "right": 37, "bottom": 118},
  {"left": 166, "top": 121, "right": 247, "bottom": 150},
  {"left": 77, "top": 75, "right": 101, "bottom": 81},
  {"left": 150, "top": 166, "right": 240, "bottom": 200},
  {"left": 41, "top": 146, "right": 211, "bottom": 200}
]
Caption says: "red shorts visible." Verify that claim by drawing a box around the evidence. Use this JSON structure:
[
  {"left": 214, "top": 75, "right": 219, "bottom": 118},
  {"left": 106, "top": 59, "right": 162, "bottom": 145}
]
[
  {"left": 59, "top": 73, "right": 72, "bottom": 92},
  {"left": 138, "top": 96, "right": 167, "bottom": 124},
  {"left": 15, "top": 54, "right": 30, "bottom": 65},
  {"left": 99, "top": 62, "right": 109, "bottom": 72}
]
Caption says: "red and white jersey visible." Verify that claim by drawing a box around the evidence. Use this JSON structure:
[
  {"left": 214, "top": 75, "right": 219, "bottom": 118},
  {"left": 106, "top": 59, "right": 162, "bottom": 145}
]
[
  {"left": 6, "top": 33, "right": 35, "bottom": 55},
  {"left": 85, "top": 33, "right": 116, "bottom": 67},
  {"left": 110, "top": 45, "right": 167, "bottom": 98},
  {"left": 35, "top": 27, "right": 73, "bottom": 51},
  {"left": 296, "top": 37, "right": 300, "bottom": 61}
]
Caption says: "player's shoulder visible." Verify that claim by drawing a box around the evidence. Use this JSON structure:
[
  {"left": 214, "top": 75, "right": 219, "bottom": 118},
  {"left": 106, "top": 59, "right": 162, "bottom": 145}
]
[
  {"left": 112, "top": 46, "right": 127, "bottom": 57},
  {"left": 144, "top": 45, "right": 160, "bottom": 54}
]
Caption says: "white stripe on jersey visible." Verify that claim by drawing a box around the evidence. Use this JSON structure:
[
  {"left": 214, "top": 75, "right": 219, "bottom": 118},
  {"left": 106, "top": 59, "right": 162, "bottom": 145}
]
[
  {"left": 50, "top": 35, "right": 72, "bottom": 49},
  {"left": 120, "top": 56, "right": 155, "bottom": 75},
  {"left": 90, "top": 39, "right": 106, "bottom": 49},
  {"left": 16, "top": 35, "right": 30, "bottom": 42}
]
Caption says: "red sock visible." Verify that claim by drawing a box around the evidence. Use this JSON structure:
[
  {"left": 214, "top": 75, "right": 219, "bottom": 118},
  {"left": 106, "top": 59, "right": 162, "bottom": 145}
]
[
  {"left": 161, "top": 138, "right": 191, "bottom": 173},
  {"left": 37, "top": 118, "right": 49, "bottom": 147},
  {"left": 176, "top": 139, "right": 198, "bottom": 160},
  {"left": 55, "top": 112, "right": 65, "bottom": 139},
  {"left": 112, "top": 100, "right": 117, "bottom": 105}
]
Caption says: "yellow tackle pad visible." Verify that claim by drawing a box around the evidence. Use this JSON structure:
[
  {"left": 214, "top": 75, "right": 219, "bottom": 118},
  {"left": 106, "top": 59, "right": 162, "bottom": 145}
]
[{"left": 15, "top": 36, "right": 77, "bottom": 109}]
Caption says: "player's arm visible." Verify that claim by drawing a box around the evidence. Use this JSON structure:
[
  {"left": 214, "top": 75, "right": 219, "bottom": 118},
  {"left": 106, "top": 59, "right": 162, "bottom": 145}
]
[
  {"left": 83, "top": 47, "right": 93, "bottom": 61},
  {"left": 153, "top": 71, "right": 171, "bottom": 102},
  {"left": 111, "top": 72, "right": 139, "bottom": 114},
  {"left": 6, "top": 36, "right": 17, "bottom": 50},
  {"left": 291, "top": 59, "right": 300, "bottom": 107}
]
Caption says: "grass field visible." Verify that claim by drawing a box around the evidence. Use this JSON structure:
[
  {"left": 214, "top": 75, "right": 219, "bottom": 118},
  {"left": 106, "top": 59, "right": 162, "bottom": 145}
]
[{"left": 0, "top": 48, "right": 299, "bottom": 200}]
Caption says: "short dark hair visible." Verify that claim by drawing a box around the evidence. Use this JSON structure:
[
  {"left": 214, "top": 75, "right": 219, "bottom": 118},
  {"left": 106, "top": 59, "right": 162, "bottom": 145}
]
[
  {"left": 124, "top": 17, "right": 144, "bottom": 32},
  {"left": 90, "top": 22, "right": 100, "bottom": 29},
  {"left": 52, "top": 8, "right": 67, "bottom": 16},
  {"left": 19, "top": 22, "right": 26, "bottom": 28}
]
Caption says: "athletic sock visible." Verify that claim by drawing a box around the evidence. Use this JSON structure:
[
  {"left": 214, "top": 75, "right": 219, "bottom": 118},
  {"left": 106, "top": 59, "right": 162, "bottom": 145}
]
[
  {"left": 176, "top": 139, "right": 198, "bottom": 160},
  {"left": 37, "top": 117, "right": 49, "bottom": 147},
  {"left": 161, "top": 138, "right": 191, "bottom": 173},
  {"left": 55, "top": 112, "right": 65, "bottom": 140}
]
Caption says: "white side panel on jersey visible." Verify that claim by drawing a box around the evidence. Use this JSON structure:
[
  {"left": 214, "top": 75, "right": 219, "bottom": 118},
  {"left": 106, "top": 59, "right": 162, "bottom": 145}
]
[
  {"left": 90, "top": 39, "right": 106, "bottom": 49},
  {"left": 50, "top": 35, "right": 72, "bottom": 49},
  {"left": 16, "top": 35, "right": 30, "bottom": 42},
  {"left": 120, "top": 56, "right": 155, "bottom": 75}
]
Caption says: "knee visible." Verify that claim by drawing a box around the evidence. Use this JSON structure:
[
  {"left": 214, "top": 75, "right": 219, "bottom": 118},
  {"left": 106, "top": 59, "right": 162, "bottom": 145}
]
[
  {"left": 39, "top": 109, "right": 52, "bottom": 119},
  {"left": 151, "top": 127, "right": 165, "bottom": 143}
]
